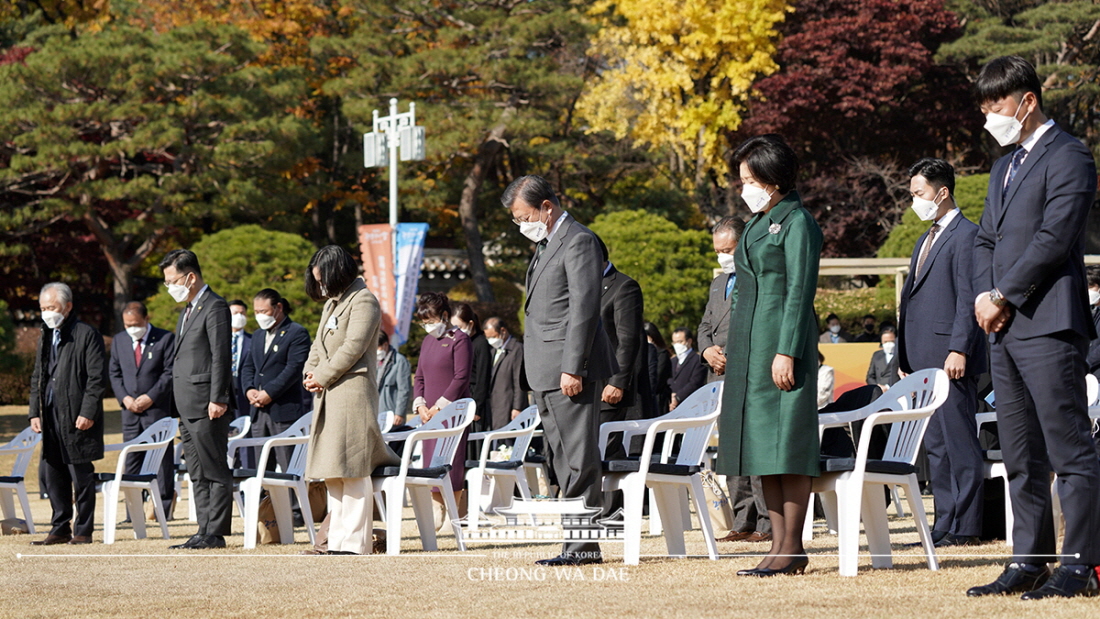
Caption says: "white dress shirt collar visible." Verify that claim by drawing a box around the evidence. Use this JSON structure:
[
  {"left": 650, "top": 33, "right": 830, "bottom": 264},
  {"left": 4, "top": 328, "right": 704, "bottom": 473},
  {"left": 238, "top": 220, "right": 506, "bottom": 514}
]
[
  {"left": 1020, "top": 119, "right": 1055, "bottom": 153},
  {"left": 546, "top": 210, "right": 570, "bottom": 244}
]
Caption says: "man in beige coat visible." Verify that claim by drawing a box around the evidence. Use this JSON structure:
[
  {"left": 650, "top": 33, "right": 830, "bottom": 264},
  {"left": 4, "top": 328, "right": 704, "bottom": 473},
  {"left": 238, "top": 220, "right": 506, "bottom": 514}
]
[{"left": 303, "top": 246, "right": 399, "bottom": 555}]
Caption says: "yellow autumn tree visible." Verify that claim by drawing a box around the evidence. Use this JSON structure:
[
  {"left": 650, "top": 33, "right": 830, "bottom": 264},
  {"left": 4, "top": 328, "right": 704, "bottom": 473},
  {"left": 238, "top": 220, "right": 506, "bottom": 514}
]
[{"left": 578, "top": 0, "right": 789, "bottom": 186}]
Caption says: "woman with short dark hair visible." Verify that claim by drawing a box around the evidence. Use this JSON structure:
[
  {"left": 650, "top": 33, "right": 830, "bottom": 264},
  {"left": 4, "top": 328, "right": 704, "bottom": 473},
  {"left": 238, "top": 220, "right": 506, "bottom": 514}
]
[
  {"left": 302, "top": 245, "right": 399, "bottom": 555},
  {"left": 413, "top": 292, "right": 472, "bottom": 522},
  {"left": 718, "top": 134, "right": 823, "bottom": 576}
]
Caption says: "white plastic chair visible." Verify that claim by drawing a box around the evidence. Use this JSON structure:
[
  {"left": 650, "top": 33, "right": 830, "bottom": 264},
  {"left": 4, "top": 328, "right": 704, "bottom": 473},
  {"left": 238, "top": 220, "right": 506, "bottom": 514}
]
[
  {"left": 178, "top": 415, "right": 251, "bottom": 522},
  {"left": 601, "top": 382, "right": 723, "bottom": 566},
  {"left": 378, "top": 410, "right": 396, "bottom": 434},
  {"left": 100, "top": 417, "right": 179, "bottom": 544},
  {"left": 373, "top": 398, "right": 476, "bottom": 555},
  {"left": 0, "top": 427, "right": 41, "bottom": 534},
  {"left": 811, "top": 369, "right": 948, "bottom": 577},
  {"left": 230, "top": 412, "right": 315, "bottom": 549},
  {"left": 464, "top": 405, "right": 540, "bottom": 531}
]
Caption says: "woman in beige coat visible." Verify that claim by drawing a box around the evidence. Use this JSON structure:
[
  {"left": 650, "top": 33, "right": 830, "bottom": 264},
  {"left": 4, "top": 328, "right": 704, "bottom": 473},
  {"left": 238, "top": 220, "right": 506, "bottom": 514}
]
[{"left": 302, "top": 246, "right": 399, "bottom": 555}]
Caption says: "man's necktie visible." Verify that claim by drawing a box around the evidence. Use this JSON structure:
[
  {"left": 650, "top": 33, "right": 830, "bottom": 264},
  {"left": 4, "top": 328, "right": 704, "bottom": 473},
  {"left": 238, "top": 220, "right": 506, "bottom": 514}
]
[
  {"left": 531, "top": 240, "right": 548, "bottom": 272},
  {"left": 725, "top": 274, "right": 736, "bottom": 300},
  {"left": 1004, "top": 147, "right": 1027, "bottom": 192},
  {"left": 134, "top": 339, "right": 143, "bottom": 368},
  {"left": 232, "top": 333, "right": 239, "bottom": 377},
  {"left": 915, "top": 223, "right": 940, "bottom": 278},
  {"left": 181, "top": 303, "right": 193, "bottom": 330},
  {"left": 51, "top": 328, "right": 60, "bottom": 360}
]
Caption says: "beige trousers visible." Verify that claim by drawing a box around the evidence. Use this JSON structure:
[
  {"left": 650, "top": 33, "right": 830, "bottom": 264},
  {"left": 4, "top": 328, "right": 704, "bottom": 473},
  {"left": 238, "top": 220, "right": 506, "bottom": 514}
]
[{"left": 325, "top": 477, "right": 373, "bottom": 555}]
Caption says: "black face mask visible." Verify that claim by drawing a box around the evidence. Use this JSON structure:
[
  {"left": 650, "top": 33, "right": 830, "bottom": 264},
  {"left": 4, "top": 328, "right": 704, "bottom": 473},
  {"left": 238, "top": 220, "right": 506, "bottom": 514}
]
[{"left": 863, "top": 323, "right": 875, "bottom": 332}]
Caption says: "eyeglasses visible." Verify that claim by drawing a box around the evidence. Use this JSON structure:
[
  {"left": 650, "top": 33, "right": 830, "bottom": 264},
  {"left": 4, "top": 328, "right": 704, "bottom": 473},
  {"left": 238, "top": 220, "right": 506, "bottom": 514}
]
[{"left": 164, "top": 273, "right": 189, "bottom": 287}]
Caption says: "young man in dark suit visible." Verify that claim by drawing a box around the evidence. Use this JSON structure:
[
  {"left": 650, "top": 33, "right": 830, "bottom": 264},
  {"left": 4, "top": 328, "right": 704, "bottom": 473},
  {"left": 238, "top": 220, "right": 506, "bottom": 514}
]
[
  {"left": 161, "top": 249, "right": 234, "bottom": 550},
  {"left": 864, "top": 327, "right": 900, "bottom": 390},
  {"left": 229, "top": 299, "right": 252, "bottom": 421},
  {"left": 504, "top": 174, "right": 617, "bottom": 566},
  {"left": 897, "top": 158, "right": 986, "bottom": 548},
  {"left": 968, "top": 56, "right": 1100, "bottom": 599},
  {"left": 108, "top": 301, "right": 176, "bottom": 517}
]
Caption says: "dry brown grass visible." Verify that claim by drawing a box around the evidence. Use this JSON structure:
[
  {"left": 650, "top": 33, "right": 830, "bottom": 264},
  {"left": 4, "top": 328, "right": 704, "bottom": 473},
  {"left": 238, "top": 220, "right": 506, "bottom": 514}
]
[{"left": 1, "top": 406, "right": 1097, "bottom": 618}]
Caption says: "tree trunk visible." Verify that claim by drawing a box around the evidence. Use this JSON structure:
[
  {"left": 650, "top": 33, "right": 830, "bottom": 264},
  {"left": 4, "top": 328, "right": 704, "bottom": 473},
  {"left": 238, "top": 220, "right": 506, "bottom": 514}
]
[{"left": 458, "top": 112, "right": 514, "bottom": 304}]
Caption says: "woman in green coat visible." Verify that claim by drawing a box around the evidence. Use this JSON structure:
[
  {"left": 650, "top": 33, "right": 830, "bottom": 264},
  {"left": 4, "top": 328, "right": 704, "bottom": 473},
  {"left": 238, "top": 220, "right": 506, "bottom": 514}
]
[{"left": 717, "top": 134, "right": 822, "bottom": 576}]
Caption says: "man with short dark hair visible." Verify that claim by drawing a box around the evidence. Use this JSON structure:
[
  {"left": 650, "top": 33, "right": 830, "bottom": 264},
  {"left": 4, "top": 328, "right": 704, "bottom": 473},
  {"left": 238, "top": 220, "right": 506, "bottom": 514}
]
[
  {"left": 160, "top": 249, "right": 234, "bottom": 550},
  {"left": 28, "top": 282, "right": 107, "bottom": 545},
  {"left": 108, "top": 301, "right": 176, "bottom": 518},
  {"left": 852, "top": 314, "right": 879, "bottom": 343},
  {"left": 483, "top": 317, "right": 526, "bottom": 430},
  {"left": 668, "top": 328, "right": 707, "bottom": 411},
  {"left": 968, "top": 55, "right": 1100, "bottom": 599},
  {"left": 229, "top": 299, "right": 252, "bottom": 421},
  {"left": 819, "top": 313, "right": 851, "bottom": 343},
  {"left": 503, "top": 174, "right": 617, "bottom": 566},
  {"left": 865, "top": 327, "right": 900, "bottom": 390},
  {"left": 898, "top": 157, "right": 986, "bottom": 549}
]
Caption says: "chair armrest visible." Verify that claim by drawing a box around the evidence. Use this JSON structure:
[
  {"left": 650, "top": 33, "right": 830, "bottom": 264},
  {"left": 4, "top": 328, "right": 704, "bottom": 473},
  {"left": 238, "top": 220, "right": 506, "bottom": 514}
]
[
  {"left": 254, "top": 435, "right": 310, "bottom": 474},
  {"left": 470, "top": 426, "right": 536, "bottom": 468}
]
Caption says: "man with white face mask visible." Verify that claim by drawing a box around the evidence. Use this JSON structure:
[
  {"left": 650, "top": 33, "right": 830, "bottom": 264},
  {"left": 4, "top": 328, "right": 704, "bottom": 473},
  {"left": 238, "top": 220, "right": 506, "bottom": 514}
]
[
  {"left": 108, "top": 301, "right": 177, "bottom": 518},
  {"left": 28, "top": 282, "right": 107, "bottom": 545},
  {"left": 698, "top": 216, "right": 746, "bottom": 382},
  {"left": 502, "top": 174, "right": 617, "bottom": 567},
  {"left": 897, "top": 157, "right": 986, "bottom": 550},
  {"left": 864, "top": 327, "right": 900, "bottom": 390},
  {"left": 228, "top": 299, "right": 252, "bottom": 421},
  {"left": 968, "top": 56, "right": 1100, "bottom": 600}
]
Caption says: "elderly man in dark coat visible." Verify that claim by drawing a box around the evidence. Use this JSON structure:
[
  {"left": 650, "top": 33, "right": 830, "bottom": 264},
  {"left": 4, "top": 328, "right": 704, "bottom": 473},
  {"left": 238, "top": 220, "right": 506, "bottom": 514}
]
[{"left": 28, "top": 282, "right": 107, "bottom": 545}]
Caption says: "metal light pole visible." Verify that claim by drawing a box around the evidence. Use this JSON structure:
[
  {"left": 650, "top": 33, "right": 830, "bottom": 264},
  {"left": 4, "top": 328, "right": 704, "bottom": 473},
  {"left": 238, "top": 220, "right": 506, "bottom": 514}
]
[{"left": 364, "top": 98, "right": 426, "bottom": 229}]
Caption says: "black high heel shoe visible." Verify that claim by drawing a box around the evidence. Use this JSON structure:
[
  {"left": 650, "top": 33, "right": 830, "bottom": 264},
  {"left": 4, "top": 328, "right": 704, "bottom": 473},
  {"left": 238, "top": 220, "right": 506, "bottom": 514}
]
[
  {"left": 755, "top": 554, "right": 808, "bottom": 577},
  {"left": 737, "top": 567, "right": 764, "bottom": 576}
]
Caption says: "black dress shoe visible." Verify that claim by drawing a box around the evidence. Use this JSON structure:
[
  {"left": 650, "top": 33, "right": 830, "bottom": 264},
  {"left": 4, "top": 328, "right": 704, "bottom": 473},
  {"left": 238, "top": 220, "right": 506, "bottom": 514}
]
[
  {"left": 169, "top": 534, "right": 205, "bottom": 550},
  {"left": 188, "top": 535, "right": 226, "bottom": 549},
  {"left": 30, "top": 534, "right": 72, "bottom": 546},
  {"left": 326, "top": 550, "right": 359, "bottom": 555},
  {"left": 68, "top": 536, "right": 93, "bottom": 545},
  {"left": 905, "top": 530, "right": 947, "bottom": 548},
  {"left": 967, "top": 563, "right": 1051, "bottom": 597},
  {"left": 535, "top": 553, "right": 603, "bottom": 566},
  {"left": 293, "top": 512, "right": 306, "bottom": 528},
  {"left": 934, "top": 533, "right": 981, "bottom": 548},
  {"left": 1021, "top": 565, "right": 1099, "bottom": 600}
]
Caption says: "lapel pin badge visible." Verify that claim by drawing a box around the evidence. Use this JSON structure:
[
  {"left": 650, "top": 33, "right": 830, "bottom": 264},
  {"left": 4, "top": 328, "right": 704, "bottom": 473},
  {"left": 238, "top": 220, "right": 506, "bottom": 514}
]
[
  {"left": 273, "top": 345, "right": 279, "bottom": 352},
  {"left": 769, "top": 223, "right": 781, "bottom": 235}
]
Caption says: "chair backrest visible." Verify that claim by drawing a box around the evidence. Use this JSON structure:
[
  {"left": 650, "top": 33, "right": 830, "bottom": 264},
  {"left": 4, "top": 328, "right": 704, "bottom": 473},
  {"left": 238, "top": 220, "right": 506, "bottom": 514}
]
[
  {"left": 378, "top": 410, "right": 395, "bottom": 434},
  {"left": 272, "top": 412, "right": 313, "bottom": 475},
  {"left": 501, "top": 406, "right": 541, "bottom": 464},
  {"left": 650, "top": 382, "right": 722, "bottom": 464},
  {"left": 229, "top": 416, "right": 251, "bottom": 439},
  {"left": 3, "top": 427, "right": 42, "bottom": 477},
  {"left": 868, "top": 369, "right": 949, "bottom": 466},
  {"left": 1088, "top": 374, "right": 1099, "bottom": 407},
  {"left": 132, "top": 418, "right": 179, "bottom": 476},
  {"left": 420, "top": 399, "right": 476, "bottom": 469}
]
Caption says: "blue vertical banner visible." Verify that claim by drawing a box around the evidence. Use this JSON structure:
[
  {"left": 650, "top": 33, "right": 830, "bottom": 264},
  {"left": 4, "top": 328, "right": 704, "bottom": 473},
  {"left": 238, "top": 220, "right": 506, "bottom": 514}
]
[{"left": 393, "top": 222, "right": 429, "bottom": 346}]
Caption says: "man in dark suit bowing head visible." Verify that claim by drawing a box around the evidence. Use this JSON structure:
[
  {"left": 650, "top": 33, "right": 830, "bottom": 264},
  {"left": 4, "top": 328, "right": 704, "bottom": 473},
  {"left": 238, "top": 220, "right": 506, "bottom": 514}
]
[
  {"left": 967, "top": 56, "right": 1100, "bottom": 600},
  {"left": 108, "top": 301, "right": 177, "bottom": 518},
  {"left": 160, "top": 249, "right": 234, "bottom": 550},
  {"left": 897, "top": 158, "right": 986, "bottom": 549},
  {"left": 503, "top": 174, "right": 617, "bottom": 566}
]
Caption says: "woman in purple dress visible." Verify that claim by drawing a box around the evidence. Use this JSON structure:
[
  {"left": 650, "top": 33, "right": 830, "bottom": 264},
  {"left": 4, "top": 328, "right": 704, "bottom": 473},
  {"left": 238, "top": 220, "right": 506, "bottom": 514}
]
[{"left": 412, "top": 292, "right": 472, "bottom": 519}]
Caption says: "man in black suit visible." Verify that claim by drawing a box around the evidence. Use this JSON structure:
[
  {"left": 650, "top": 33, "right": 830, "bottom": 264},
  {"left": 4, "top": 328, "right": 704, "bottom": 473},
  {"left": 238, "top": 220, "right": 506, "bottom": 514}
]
[
  {"left": 108, "top": 301, "right": 176, "bottom": 517},
  {"left": 865, "top": 327, "right": 900, "bottom": 390},
  {"left": 240, "top": 289, "right": 311, "bottom": 474},
  {"left": 28, "top": 282, "right": 106, "bottom": 545},
  {"left": 597, "top": 237, "right": 652, "bottom": 428},
  {"left": 968, "top": 56, "right": 1100, "bottom": 599},
  {"left": 668, "top": 328, "right": 707, "bottom": 411},
  {"left": 852, "top": 314, "right": 879, "bottom": 343},
  {"left": 504, "top": 174, "right": 617, "bottom": 566},
  {"left": 482, "top": 317, "right": 527, "bottom": 430},
  {"left": 229, "top": 299, "right": 252, "bottom": 421},
  {"left": 898, "top": 158, "right": 986, "bottom": 548},
  {"left": 161, "top": 249, "right": 234, "bottom": 550}
]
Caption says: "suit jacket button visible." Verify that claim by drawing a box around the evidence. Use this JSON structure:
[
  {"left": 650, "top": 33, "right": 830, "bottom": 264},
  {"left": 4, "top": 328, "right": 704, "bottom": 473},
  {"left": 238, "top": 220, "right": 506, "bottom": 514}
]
[{"left": 997, "top": 234, "right": 1003, "bottom": 240}]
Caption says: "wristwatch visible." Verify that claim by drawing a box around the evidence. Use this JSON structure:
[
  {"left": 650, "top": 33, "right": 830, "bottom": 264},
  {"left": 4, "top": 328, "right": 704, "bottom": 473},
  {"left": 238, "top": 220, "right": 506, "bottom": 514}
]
[{"left": 988, "top": 288, "right": 1007, "bottom": 308}]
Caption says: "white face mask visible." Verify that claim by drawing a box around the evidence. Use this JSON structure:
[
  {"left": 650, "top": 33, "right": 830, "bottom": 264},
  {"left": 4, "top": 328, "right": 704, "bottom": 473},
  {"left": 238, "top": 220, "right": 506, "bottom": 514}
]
[
  {"left": 377, "top": 349, "right": 387, "bottom": 361},
  {"left": 910, "top": 191, "right": 944, "bottom": 222},
  {"left": 716, "top": 252, "right": 737, "bottom": 274},
  {"left": 42, "top": 310, "right": 64, "bottom": 330},
  {"left": 167, "top": 276, "right": 191, "bottom": 303},
  {"left": 126, "top": 325, "right": 148, "bottom": 341},
  {"left": 231, "top": 313, "right": 248, "bottom": 330},
  {"left": 672, "top": 342, "right": 689, "bottom": 356},
  {"left": 984, "top": 97, "right": 1030, "bottom": 148},
  {"left": 882, "top": 341, "right": 896, "bottom": 355},
  {"left": 518, "top": 209, "right": 550, "bottom": 244},
  {"left": 423, "top": 322, "right": 446, "bottom": 338},
  {"left": 487, "top": 336, "right": 504, "bottom": 349},
  {"left": 829, "top": 324, "right": 841, "bottom": 334},
  {"left": 255, "top": 313, "right": 277, "bottom": 331},
  {"left": 1090, "top": 289, "right": 1100, "bottom": 306},
  {"left": 741, "top": 183, "right": 775, "bottom": 214}
]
